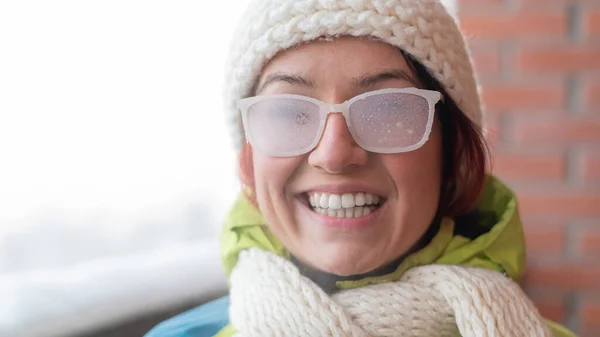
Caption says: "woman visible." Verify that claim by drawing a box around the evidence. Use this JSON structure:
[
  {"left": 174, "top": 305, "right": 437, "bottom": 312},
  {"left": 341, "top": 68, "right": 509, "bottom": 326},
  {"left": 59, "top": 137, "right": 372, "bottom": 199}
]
[{"left": 147, "top": 0, "right": 577, "bottom": 336}]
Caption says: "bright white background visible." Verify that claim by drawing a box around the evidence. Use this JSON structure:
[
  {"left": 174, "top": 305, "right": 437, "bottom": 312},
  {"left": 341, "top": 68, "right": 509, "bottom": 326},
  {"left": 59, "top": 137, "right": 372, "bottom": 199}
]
[
  {"left": 0, "top": 1, "right": 457, "bottom": 336},
  {"left": 0, "top": 0, "right": 246, "bottom": 274},
  {"left": 0, "top": 1, "right": 249, "bottom": 336}
]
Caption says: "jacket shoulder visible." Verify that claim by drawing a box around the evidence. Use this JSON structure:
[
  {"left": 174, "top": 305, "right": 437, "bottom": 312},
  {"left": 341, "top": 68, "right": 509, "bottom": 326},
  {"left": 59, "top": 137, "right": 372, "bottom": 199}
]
[{"left": 144, "top": 296, "right": 230, "bottom": 337}]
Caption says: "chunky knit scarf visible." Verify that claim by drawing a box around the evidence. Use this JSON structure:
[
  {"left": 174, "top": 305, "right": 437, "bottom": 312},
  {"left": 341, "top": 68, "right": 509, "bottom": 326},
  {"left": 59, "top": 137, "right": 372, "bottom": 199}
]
[{"left": 229, "top": 248, "right": 551, "bottom": 337}]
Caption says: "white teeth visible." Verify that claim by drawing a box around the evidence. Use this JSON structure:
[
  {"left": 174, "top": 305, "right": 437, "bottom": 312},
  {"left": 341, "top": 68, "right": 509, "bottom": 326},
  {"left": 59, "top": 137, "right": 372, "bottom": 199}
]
[
  {"left": 328, "top": 194, "right": 342, "bottom": 210},
  {"left": 308, "top": 192, "right": 380, "bottom": 209},
  {"left": 312, "top": 206, "right": 375, "bottom": 218},
  {"left": 345, "top": 208, "right": 354, "bottom": 217},
  {"left": 341, "top": 193, "right": 355, "bottom": 208},
  {"left": 355, "top": 193, "right": 366, "bottom": 206},
  {"left": 319, "top": 193, "right": 328, "bottom": 208},
  {"left": 352, "top": 207, "right": 361, "bottom": 217}
]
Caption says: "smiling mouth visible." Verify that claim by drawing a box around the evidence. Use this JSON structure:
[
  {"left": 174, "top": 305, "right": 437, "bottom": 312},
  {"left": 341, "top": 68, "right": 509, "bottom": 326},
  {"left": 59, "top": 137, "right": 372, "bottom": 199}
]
[{"left": 304, "top": 191, "right": 384, "bottom": 218}]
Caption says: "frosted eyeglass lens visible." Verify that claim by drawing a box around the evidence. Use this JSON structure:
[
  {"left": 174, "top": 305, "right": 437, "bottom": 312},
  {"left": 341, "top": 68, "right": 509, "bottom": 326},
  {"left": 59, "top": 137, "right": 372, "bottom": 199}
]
[
  {"left": 246, "top": 98, "right": 322, "bottom": 155},
  {"left": 349, "top": 93, "right": 429, "bottom": 149}
]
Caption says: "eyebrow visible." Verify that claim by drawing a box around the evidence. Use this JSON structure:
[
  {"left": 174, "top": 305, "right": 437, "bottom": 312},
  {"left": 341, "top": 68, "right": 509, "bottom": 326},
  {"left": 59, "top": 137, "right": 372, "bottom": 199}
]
[
  {"left": 256, "top": 72, "right": 315, "bottom": 94},
  {"left": 255, "top": 68, "right": 418, "bottom": 94},
  {"left": 352, "top": 69, "right": 419, "bottom": 88}
]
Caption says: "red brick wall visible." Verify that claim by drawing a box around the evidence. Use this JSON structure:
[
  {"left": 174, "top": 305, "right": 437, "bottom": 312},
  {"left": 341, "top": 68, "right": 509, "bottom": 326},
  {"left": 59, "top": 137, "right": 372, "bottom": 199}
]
[{"left": 458, "top": 0, "right": 600, "bottom": 336}]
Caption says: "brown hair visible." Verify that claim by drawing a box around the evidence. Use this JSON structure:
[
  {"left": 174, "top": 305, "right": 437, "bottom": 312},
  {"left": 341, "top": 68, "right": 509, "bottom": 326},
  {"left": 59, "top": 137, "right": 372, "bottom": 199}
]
[{"left": 237, "top": 51, "right": 490, "bottom": 217}]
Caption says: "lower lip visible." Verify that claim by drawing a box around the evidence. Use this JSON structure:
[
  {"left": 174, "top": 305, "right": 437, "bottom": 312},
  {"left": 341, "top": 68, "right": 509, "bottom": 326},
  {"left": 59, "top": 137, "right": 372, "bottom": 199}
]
[{"left": 301, "top": 200, "right": 385, "bottom": 230}]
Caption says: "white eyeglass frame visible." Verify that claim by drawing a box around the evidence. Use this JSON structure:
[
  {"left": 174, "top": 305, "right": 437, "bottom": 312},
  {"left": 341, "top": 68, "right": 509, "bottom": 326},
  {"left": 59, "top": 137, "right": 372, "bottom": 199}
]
[{"left": 237, "top": 87, "right": 443, "bottom": 157}]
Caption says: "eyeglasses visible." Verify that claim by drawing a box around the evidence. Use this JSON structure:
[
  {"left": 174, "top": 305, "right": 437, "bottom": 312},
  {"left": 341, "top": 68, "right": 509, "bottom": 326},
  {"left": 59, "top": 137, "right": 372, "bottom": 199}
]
[{"left": 237, "top": 87, "right": 442, "bottom": 157}]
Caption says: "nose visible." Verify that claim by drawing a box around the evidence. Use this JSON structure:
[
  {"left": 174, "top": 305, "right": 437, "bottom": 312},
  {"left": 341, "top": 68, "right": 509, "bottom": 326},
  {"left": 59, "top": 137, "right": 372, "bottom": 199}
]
[{"left": 308, "top": 113, "right": 368, "bottom": 174}]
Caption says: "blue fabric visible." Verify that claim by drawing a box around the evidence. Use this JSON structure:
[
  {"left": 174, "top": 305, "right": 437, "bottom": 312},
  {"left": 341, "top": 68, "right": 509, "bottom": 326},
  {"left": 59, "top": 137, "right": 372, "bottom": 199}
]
[{"left": 145, "top": 296, "right": 230, "bottom": 337}]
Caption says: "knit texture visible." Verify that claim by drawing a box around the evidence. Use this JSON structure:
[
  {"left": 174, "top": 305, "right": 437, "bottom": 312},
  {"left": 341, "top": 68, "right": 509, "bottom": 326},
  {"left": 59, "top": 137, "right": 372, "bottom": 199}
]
[
  {"left": 224, "top": 0, "right": 482, "bottom": 151},
  {"left": 229, "top": 248, "right": 552, "bottom": 337}
]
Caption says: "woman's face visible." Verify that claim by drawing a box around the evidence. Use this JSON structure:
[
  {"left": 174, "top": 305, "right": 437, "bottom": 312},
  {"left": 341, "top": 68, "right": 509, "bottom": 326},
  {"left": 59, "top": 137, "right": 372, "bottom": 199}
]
[{"left": 250, "top": 36, "right": 442, "bottom": 276}]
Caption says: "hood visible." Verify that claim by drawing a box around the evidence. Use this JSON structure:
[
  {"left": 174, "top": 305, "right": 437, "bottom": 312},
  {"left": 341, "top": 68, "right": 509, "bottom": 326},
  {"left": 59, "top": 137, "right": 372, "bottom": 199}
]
[{"left": 220, "top": 175, "right": 526, "bottom": 288}]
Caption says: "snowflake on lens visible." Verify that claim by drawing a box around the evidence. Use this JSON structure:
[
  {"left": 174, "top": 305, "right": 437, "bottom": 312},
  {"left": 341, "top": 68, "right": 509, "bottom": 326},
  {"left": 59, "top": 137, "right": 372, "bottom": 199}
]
[{"left": 296, "top": 111, "right": 310, "bottom": 125}]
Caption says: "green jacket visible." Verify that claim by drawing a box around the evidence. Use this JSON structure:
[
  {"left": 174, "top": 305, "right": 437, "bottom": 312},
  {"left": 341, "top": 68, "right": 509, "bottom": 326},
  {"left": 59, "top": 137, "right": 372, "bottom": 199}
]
[{"left": 216, "top": 176, "right": 577, "bottom": 337}]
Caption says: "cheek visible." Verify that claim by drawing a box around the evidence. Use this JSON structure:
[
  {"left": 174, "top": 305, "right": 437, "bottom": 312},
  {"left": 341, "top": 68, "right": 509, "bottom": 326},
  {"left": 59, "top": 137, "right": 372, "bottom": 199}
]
[
  {"left": 384, "top": 153, "right": 441, "bottom": 200},
  {"left": 251, "top": 152, "right": 304, "bottom": 213},
  {"left": 383, "top": 124, "right": 443, "bottom": 204}
]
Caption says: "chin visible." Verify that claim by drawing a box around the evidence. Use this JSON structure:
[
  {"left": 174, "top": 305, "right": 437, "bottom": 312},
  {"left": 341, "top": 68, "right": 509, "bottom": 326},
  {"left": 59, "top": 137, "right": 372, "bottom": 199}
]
[
  {"left": 312, "top": 251, "right": 380, "bottom": 276},
  {"left": 327, "top": 263, "right": 378, "bottom": 277}
]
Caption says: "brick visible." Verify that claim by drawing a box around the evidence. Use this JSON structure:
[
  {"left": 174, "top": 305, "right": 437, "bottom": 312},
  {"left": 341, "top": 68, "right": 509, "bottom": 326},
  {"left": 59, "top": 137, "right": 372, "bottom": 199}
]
[
  {"left": 582, "top": 327, "right": 600, "bottom": 337},
  {"left": 525, "top": 286, "right": 569, "bottom": 323},
  {"left": 460, "top": 12, "right": 567, "bottom": 39},
  {"left": 517, "top": 0, "right": 600, "bottom": 5},
  {"left": 532, "top": 299, "right": 566, "bottom": 323},
  {"left": 584, "top": 10, "right": 600, "bottom": 37},
  {"left": 513, "top": 0, "right": 567, "bottom": 4},
  {"left": 514, "top": 0, "right": 599, "bottom": 10},
  {"left": 521, "top": 217, "right": 565, "bottom": 229},
  {"left": 581, "top": 230, "right": 600, "bottom": 254},
  {"left": 584, "top": 82, "right": 600, "bottom": 109},
  {"left": 482, "top": 84, "right": 564, "bottom": 110},
  {"left": 518, "top": 193, "right": 600, "bottom": 216},
  {"left": 581, "top": 299, "right": 600, "bottom": 326},
  {"left": 470, "top": 50, "right": 500, "bottom": 76},
  {"left": 517, "top": 47, "right": 600, "bottom": 72},
  {"left": 523, "top": 284, "right": 568, "bottom": 323},
  {"left": 524, "top": 227, "right": 565, "bottom": 253},
  {"left": 524, "top": 264, "right": 600, "bottom": 289},
  {"left": 514, "top": 117, "right": 600, "bottom": 143},
  {"left": 492, "top": 152, "right": 565, "bottom": 180},
  {"left": 582, "top": 152, "right": 600, "bottom": 180}
]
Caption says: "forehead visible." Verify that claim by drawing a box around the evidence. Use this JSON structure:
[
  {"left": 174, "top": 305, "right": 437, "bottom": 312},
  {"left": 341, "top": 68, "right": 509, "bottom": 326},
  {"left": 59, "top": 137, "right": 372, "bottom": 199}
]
[{"left": 258, "top": 36, "right": 413, "bottom": 87}]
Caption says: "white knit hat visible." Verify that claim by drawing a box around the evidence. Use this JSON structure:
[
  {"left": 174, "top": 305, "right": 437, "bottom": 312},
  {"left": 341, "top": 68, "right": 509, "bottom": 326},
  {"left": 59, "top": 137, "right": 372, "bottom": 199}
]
[{"left": 224, "top": 0, "right": 482, "bottom": 151}]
